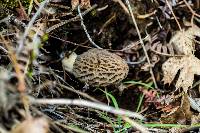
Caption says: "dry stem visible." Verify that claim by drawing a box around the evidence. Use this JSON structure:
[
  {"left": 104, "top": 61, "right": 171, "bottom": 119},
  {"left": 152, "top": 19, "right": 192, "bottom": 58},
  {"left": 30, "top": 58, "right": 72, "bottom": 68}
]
[
  {"left": 77, "top": 5, "right": 102, "bottom": 49},
  {"left": 165, "top": 0, "right": 182, "bottom": 31},
  {"left": 124, "top": 0, "right": 158, "bottom": 89}
]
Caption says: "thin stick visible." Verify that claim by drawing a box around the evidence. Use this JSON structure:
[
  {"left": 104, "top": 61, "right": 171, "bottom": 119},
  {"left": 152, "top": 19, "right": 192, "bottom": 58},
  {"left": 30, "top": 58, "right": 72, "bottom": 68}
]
[
  {"left": 46, "top": 4, "right": 97, "bottom": 33},
  {"left": 183, "top": 0, "right": 200, "bottom": 18},
  {"left": 165, "top": 0, "right": 182, "bottom": 31},
  {"left": 150, "top": 48, "right": 184, "bottom": 57},
  {"left": 77, "top": 5, "right": 102, "bottom": 49},
  {"left": 125, "top": 0, "right": 158, "bottom": 89},
  {"left": 58, "top": 84, "right": 100, "bottom": 103},
  {"left": 112, "top": 0, "right": 129, "bottom": 14},
  {"left": 49, "top": 35, "right": 92, "bottom": 48},
  {"left": 30, "top": 98, "right": 145, "bottom": 120}
]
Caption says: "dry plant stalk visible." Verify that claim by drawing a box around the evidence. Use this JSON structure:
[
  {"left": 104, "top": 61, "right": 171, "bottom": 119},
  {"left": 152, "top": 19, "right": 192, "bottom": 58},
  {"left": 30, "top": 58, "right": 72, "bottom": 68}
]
[
  {"left": 30, "top": 98, "right": 145, "bottom": 120},
  {"left": 125, "top": 0, "right": 158, "bottom": 88}
]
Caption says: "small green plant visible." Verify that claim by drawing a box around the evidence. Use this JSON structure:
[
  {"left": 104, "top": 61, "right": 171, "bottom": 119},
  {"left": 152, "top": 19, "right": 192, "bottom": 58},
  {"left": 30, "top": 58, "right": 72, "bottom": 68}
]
[
  {"left": 98, "top": 89, "right": 125, "bottom": 132},
  {"left": 124, "top": 80, "right": 154, "bottom": 89}
]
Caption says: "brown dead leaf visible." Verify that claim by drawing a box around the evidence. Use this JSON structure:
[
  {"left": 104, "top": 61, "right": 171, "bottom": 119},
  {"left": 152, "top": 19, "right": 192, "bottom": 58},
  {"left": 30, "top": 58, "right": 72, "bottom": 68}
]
[
  {"left": 162, "top": 55, "right": 200, "bottom": 92},
  {"left": 169, "top": 26, "right": 200, "bottom": 55},
  {"left": 71, "top": 0, "right": 91, "bottom": 10}
]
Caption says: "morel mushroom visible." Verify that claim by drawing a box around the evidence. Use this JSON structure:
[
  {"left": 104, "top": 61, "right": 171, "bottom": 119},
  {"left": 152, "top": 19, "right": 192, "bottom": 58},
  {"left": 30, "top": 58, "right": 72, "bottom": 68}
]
[{"left": 62, "top": 48, "right": 129, "bottom": 87}]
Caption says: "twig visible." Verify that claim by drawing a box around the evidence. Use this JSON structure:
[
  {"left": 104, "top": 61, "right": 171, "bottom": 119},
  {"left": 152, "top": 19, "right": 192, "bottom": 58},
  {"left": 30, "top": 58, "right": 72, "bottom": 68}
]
[
  {"left": 46, "top": 4, "right": 97, "bottom": 33},
  {"left": 183, "top": 0, "right": 200, "bottom": 18},
  {"left": 46, "top": 17, "right": 80, "bottom": 33},
  {"left": 58, "top": 84, "right": 100, "bottom": 103},
  {"left": 49, "top": 35, "right": 92, "bottom": 48},
  {"left": 98, "top": 13, "right": 116, "bottom": 35},
  {"left": 165, "top": 0, "right": 182, "bottom": 31},
  {"left": 150, "top": 48, "right": 184, "bottom": 57},
  {"left": 156, "top": 16, "right": 163, "bottom": 29},
  {"left": 0, "top": 45, "right": 8, "bottom": 53},
  {"left": 45, "top": 68, "right": 100, "bottom": 103},
  {"left": 17, "top": 0, "right": 50, "bottom": 55},
  {"left": 29, "top": 97, "right": 145, "bottom": 120},
  {"left": 77, "top": 5, "right": 102, "bottom": 49},
  {"left": 137, "top": 10, "right": 156, "bottom": 19},
  {"left": 182, "top": 0, "right": 200, "bottom": 25},
  {"left": 113, "top": 0, "right": 129, "bottom": 14},
  {"left": 125, "top": 0, "right": 158, "bottom": 89},
  {"left": 97, "top": 5, "right": 108, "bottom": 12}
]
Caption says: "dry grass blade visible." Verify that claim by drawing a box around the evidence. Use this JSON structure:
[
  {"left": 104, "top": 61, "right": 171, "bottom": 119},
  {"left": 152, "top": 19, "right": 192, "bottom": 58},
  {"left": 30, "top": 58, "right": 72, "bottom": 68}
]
[{"left": 46, "top": 4, "right": 97, "bottom": 33}]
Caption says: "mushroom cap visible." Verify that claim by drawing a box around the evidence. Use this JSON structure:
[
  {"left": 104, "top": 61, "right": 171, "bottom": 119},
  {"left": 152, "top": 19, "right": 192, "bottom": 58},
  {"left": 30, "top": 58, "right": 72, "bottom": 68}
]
[{"left": 72, "top": 48, "right": 129, "bottom": 87}]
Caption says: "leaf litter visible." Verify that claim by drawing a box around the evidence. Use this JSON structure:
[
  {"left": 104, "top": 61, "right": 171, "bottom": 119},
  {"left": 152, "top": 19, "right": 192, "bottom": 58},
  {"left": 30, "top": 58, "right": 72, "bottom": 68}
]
[
  {"left": 2, "top": 0, "right": 200, "bottom": 132},
  {"left": 162, "top": 26, "right": 200, "bottom": 92}
]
